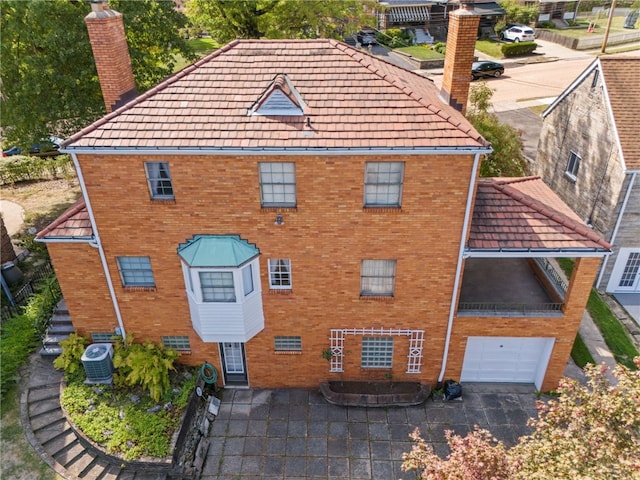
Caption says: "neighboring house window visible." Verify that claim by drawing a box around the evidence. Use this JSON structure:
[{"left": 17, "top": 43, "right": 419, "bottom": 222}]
[
  {"left": 274, "top": 336, "right": 302, "bottom": 352},
  {"left": 268, "top": 259, "right": 292, "bottom": 289},
  {"left": 199, "top": 271, "right": 236, "bottom": 302},
  {"left": 565, "top": 152, "right": 580, "bottom": 180},
  {"left": 364, "top": 162, "right": 404, "bottom": 207},
  {"left": 360, "top": 260, "right": 396, "bottom": 296},
  {"left": 162, "top": 336, "right": 191, "bottom": 351},
  {"left": 144, "top": 162, "right": 174, "bottom": 199},
  {"left": 619, "top": 252, "right": 640, "bottom": 287},
  {"left": 116, "top": 256, "right": 155, "bottom": 287},
  {"left": 259, "top": 162, "right": 296, "bottom": 207},
  {"left": 242, "top": 264, "right": 254, "bottom": 296},
  {"left": 361, "top": 337, "right": 394, "bottom": 368},
  {"left": 591, "top": 69, "right": 599, "bottom": 88}
]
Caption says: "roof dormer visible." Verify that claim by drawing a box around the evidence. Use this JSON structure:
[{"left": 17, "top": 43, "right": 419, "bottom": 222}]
[{"left": 248, "top": 73, "right": 307, "bottom": 116}]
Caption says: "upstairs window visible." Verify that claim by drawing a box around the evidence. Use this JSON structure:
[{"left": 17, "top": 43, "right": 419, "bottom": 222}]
[
  {"left": 259, "top": 162, "right": 296, "bottom": 207},
  {"left": 565, "top": 151, "right": 581, "bottom": 181},
  {"left": 145, "top": 162, "right": 174, "bottom": 199},
  {"left": 361, "top": 259, "right": 396, "bottom": 296},
  {"left": 364, "top": 162, "right": 404, "bottom": 207},
  {"left": 116, "top": 256, "right": 155, "bottom": 287},
  {"left": 199, "top": 271, "right": 236, "bottom": 302},
  {"left": 268, "top": 259, "right": 292, "bottom": 289}
]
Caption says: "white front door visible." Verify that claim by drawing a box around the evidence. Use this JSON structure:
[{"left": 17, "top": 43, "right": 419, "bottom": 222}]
[
  {"left": 220, "top": 342, "right": 248, "bottom": 386},
  {"left": 460, "top": 337, "right": 555, "bottom": 390},
  {"left": 608, "top": 249, "right": 640, "bottom": 293}
]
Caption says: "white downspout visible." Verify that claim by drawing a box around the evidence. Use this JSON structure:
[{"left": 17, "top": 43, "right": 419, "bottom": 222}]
[
  {"left": 596, "top": 171, "right": 636, "bottom": 289},
  {"left": 438, "top": 152, "right": 482, "bottom": 384},
  {"left": 69, "top": 152, "right": 127, "bottom": 339}
]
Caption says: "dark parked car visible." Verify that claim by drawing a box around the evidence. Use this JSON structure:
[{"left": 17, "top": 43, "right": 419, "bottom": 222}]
[
  {"left": 471, "top": 61, "right": 504, "bottom": 80},
  {"left": 356, "top": 30, "right": 377, "bottom": 46},
  {"left": 28, "top": 136, "right": 64, "bottom": 157},
  {"left": 2, "top": 146, "right": 22, "bottom": 157}
]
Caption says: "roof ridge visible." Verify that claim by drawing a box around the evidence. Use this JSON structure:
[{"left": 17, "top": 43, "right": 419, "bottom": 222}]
[
  {"left": 491, "top": 180, "right": 611, "bottom": 249},
  {"left": 331, "top": 40, "right": 486, "bottom": 146},
  {"left": 36, "top": 198, "right": 88, "bottom": 239}
]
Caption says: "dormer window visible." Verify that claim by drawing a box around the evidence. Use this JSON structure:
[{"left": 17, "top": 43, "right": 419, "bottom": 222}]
[{"left": 248, "top": 74, "right": 307, "bottom": 116}]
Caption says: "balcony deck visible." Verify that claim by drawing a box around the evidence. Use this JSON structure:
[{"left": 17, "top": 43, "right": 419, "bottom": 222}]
[{"left": 458, "top": 258, "right": 561, "bottom": 316}]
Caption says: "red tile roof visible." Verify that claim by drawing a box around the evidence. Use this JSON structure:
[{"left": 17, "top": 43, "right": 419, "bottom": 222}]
[
  {"left": 64, "top": 39, "right": 487, "bottom": 152},
  {"left": 469, "top": 177, "right": 611, "bottom": 252},
  {"left": 36, "top": 199, "right": 93, "bottom": 241},
  {"left": 600, "top": 56, "right": 640, "bottom": 171}
]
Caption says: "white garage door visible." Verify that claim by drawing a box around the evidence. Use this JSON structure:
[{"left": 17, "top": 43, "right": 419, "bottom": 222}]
[{"left": 461, "top": 337, "right": 555, "bottom": 390}]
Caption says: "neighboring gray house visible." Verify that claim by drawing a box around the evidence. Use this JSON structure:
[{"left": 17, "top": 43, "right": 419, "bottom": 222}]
[{"left": 535, "top": 55, "right": 640, "bottom": 317}]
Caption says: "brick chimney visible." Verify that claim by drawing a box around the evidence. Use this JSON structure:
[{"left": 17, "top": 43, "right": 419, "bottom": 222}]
[
  {"left": 85, "top": 0, "right": 137, "bottom": 113},
  {"left": 439, "top": 2, "right": 480, "bottom": 115}
]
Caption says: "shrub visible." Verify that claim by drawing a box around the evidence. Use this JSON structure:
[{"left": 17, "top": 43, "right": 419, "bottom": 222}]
[
  {"left": 112, "top": 337, "right": 180, "bottom": 402},
  {"left": 538, "top": 20, "right": 556, "bottom": 28},
  {"left": 432, "top": 41, "right": 446, "bottom": 55},
  {"left": 0, "top": 155, "right": 73, "bottom": 185},
  {"left": 378, "top": 28, "right": 413, "bottom": 48},
  {"left": 53, "top": 333, "right": 89, "bottom": 381},
  {"left": 501, "top": 41, "right": 537, "bottom": 57}
]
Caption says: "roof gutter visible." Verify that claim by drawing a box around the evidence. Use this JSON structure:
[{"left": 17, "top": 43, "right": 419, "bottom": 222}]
[
  {"left": 438, "top": 151, "right": 482, "bottom": 385},
  {"left": 596, "top": 171, "right": 636, "bottom": 288},
  {"left": 36, "top": 237, "right": 96, "bottom": 245},
  {"left": 61, "top": 146, "right": 492, "bottom": 156},
  {"left": 465, "top": 248, "right": 611, "bottom": 258},
  {"left": 69, "top": 152, "right": 127, "bottom": 339}
]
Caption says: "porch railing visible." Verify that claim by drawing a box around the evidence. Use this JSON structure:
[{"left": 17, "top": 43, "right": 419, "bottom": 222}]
[
  {"left": 457, "top": 302, "right": 564, "bottom": 315},
  {"left": 534, "top": 258, "right": 568, "bottom": 296}
]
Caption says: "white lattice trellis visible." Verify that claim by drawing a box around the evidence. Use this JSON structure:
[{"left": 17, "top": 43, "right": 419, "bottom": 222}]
[{"left": 329, "top": 328, "right": 424, "bottom": 373}]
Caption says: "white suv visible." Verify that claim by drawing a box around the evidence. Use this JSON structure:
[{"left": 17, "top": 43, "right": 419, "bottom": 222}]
[{"left": 502, "top": 25, "right": 536, "bottom": 42}]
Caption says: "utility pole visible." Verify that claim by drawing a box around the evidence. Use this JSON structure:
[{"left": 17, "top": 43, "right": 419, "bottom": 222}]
[{"left": 601, "top": 0, "right": 617, "bottom": 53}]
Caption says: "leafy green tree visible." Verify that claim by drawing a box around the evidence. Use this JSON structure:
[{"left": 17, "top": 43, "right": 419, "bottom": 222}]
[
  {"left": 497, "top": 0, "right": 539, "bottom": 31},
  {"left": 185, "top": 0, "right": 374, "bottom": 43},
  {"left": 467, "top": 83, "right": 526, "bottom": 177},
  {"left": 0, "top": 0, "right": 193, "bottom": 149},
  {"left": 402, "top": 359, "right": 640, "bottom": 480}
]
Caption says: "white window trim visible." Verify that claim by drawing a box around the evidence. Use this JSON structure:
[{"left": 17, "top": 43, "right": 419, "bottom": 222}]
[
  {"left": 360, "top": 259, "right": 396, "bottom": 297},
  {"left": 565, "top": 151, "right": 580, "bottom": 181},
  {"left": 182, "top": 260, "right": 260, "bottom": 304},
  {"left": 259, "top": 162, "right": 296, "bottom": 208},
  {"left": 268, "top": 258, "right": 292, "bottom": 290},
  {"left": 364, "top": 161, "right": 404, "bottom": 208},
  {"left": 144, "top": 161, "right": 174, "bottom": 200}
]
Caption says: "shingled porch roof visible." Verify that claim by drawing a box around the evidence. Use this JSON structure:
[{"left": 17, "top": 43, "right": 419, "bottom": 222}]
[
  {"left": 468, "top": 177, "right": 611, "bottom": 256},
  {"left": 36, "top": 199, "right": 93, "bottom": 242},
  {"left": 62, "top": 39, "right": 488, "bottom": 153}
]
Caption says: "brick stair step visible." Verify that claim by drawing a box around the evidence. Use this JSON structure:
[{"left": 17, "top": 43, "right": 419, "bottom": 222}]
[
  {"left": 40, "top": 345, "right": 63, "bottom": 356},
  {"left": 29, "top": 398, "right": 62, "bottom": 417},
  {"left": 114, "top": 471, "right": 135, "bottom": 480},
  {"left": 94, "top": 463, "right": 122, "bottom": 480},
  {"left": 43, "top": 334, "right": 71, "bottom": 345},
  {"left": 31, "top": 411, "right": 65, "bottom": 432},
  {"left": 43, "top": 430, "right": 79, "bottom": 457},
  {"left": 28, "top": 385, "right": 60, "bottom": 403},
  {"left": 66, "top": 451, "right": 98, "bottom": 477},
  {"left": 77, "top": 455, "right": 108, "bottom": 479},
  {"left": 51, "top": 312, "right": 72, "bottom": 322},
  {"left": 35, "top": 419, "right": 71, "bottom": 444},
  {"left": 54, "top": 441, "right": 86, "bottom": 467}
]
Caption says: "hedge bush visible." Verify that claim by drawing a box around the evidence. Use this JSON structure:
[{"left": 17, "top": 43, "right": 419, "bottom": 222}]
[
  {"left": 501, "top": 41, "right": 538, "bottom": 57},
  {"left": 0, "top": 154, "right": 73, "bottom": 185}
]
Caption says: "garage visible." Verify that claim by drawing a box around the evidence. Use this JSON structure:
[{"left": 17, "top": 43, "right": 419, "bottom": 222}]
[{"left": 460, "top": 337, "right": 555, "bottom": 390}]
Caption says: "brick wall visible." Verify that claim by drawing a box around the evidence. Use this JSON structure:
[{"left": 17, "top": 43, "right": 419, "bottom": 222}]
[
  {"left": 52, "top": 152, "right": 476, "bottom": 387},
  {"left": 85, "top": 2, "right": 136, "bottom": 113}
]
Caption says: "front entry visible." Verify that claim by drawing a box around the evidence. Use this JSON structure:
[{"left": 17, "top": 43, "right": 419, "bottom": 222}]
[{"left": 220, "top": 342, "right": 248, "bottom": 387}]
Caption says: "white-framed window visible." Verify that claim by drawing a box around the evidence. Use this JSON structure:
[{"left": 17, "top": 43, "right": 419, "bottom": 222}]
[
  {"left": 364, "top": 162, "right": 404, "bottom": 207},
  {"left": 242, "top": 264, "right": 254, "bottom": 296},
  {"left": 565, "top": 152, "right": 580, "bottom": 181},
  {"left": 144, "top": 161, "right": 174, "bottom": 199},
  {"left": 259, "top": 162, "right": 296, "bottom": 207},
  {"left": 199, "top": 271, "right": 236, "bottom": 302},
  {"left": 360, "top": 259, "right": 396, "bottom": 296},
  {"left": 619, "top": 252, "right": 640, "bottom": 288},
  {"left": 162, "top": 336, "right": 191, "bottom": 351},
  {"left": 268, "top": 259, "right": 292, "bottom": 289},
  {"left": 274, "top": 336, "right": 302, "bottom": 352},
  {"left": 116, "top": 256, "right": 155, "bottom": 287},
  {"left": 361, "top": 337, "right": 394, "bottom": 368}
]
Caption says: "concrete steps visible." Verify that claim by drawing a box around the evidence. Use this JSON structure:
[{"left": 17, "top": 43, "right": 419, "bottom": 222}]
[{"left": 39, "top": 300, "right": 75, "bottom": 357}]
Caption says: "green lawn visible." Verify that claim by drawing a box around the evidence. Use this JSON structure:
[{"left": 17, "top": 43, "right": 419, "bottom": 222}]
[
  {"left": 571, "top": 333, "right": 595, "bottom": 367},
  {"left": 395, "top": 46, "right": 444, "bottom": 60},
  {"left": 547, "top": 15, "right": 630, "bottom": 39},
  {"left": 173, "top": 37, "right": 219, "bottom": 73},
  {"left": 475, "top": 39, "right": 504, "bottom": 58}
]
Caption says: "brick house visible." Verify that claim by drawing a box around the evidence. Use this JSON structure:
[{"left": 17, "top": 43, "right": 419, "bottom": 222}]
[
  {"left": 534, "top": 56, "right": 640, "bottom": 318},
  {"left": 38, "top": 1, "right": 609, "bottom": 391}
]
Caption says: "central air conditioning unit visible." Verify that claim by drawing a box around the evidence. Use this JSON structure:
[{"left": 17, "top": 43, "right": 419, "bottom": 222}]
[{"left": 81, "top": 343, "right": 114, "bottom": 384}]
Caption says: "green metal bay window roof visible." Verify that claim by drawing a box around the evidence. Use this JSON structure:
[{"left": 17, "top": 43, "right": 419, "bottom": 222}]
[{"left": 178, "top": 235, "right": 259, "bottom": 267}]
